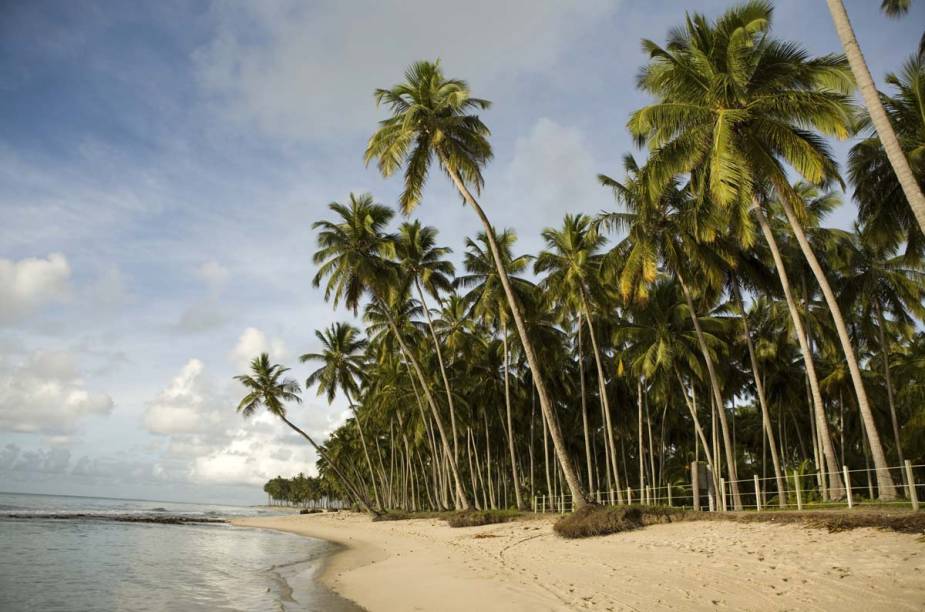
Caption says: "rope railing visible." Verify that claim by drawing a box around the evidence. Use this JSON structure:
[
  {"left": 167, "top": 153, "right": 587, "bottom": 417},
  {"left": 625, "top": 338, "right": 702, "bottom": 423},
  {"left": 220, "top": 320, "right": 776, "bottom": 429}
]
[{"left": 532, "top": 460, "right": 923, "bottom": 514}]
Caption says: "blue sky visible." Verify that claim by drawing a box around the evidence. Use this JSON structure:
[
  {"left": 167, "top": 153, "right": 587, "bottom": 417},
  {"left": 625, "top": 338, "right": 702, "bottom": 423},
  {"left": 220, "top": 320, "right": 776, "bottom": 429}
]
[{"left": 1, "top": 0, "right": 922, "bottom": 505}]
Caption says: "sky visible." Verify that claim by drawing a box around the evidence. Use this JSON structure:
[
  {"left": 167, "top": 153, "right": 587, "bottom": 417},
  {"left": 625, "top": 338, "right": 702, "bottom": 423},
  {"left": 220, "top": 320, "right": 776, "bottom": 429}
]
[{"left": 1, "top": 0, "right": 922, "bottom": 506}]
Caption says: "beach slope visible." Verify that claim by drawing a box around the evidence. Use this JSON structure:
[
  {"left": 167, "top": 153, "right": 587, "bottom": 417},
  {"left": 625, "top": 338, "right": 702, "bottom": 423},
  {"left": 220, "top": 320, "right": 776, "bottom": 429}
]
[{"left": 232, "top": 512, "right": 924, "bottom": 611}]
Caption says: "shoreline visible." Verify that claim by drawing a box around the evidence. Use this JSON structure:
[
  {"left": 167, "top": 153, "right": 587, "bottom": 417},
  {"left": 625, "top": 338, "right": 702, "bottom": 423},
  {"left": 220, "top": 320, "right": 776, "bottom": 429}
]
[{"left": 231, "top": 511, "right": 925, "bottom": 611}]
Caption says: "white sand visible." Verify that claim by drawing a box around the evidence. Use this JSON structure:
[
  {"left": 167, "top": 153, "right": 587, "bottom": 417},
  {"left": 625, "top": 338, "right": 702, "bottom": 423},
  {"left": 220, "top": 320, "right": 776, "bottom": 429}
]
[{"left": 232, "top": 512, "right": 925, "bottom": 611}]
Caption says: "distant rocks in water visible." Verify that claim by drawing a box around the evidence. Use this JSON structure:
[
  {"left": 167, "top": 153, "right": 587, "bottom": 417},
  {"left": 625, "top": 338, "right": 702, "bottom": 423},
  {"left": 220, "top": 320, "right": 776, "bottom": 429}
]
[{"left": 3, "top": 512, "right": 227, "bottom": 525}]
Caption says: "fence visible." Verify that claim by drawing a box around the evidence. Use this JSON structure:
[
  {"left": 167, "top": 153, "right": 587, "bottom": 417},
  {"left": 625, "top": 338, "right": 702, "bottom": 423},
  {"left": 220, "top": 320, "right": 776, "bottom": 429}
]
[{"left": 532, "top": 460, "right": 923, "bottom": 514}]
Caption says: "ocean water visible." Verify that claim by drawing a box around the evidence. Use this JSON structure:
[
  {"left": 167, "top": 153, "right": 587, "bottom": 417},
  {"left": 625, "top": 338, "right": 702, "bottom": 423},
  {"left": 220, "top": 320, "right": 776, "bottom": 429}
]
[{"left": 0, "top": 492, "right": 359, "bottom": 611}]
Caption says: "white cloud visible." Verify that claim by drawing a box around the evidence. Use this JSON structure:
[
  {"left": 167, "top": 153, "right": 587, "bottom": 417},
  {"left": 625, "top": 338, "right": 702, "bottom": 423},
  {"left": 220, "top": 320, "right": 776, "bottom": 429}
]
[
  {"left": 143, "top": 359, "right": 225, "bottom": 435},
  {"left": 0, "top": 253, "right": 72, "bottom": 324},
  {"left": 194, "top": 0, "right": 612, "bottom": 141},
  {"left": 0, "top": 351, "right": 113, "bottom": 434},
  {"left": 229, "top": 327, "right": 288, "bottom": 372}
]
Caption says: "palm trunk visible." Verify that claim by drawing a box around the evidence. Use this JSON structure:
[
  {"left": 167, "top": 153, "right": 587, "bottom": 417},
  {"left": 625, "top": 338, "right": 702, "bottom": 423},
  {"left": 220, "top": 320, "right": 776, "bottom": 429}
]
[
  {"left": 501, "top": 322, "right": 525, "bottom": 509},
  {"left": 414, "top": 280, "right": 460, "bottom": 465},
  {"left": 676, "top": 272, "right": 743, "bottom": 510},
  {"left": 580, "top": 290, "right": 622, "bottom": 500},
  {"left": 731, "top": 279, "right": 787, "bottom": 506},
  {"left": 752, "top": 205, "right": 846, "bottom": 498},
  {"left": 444, "top": 163, "right": 589, "bottom": 507},
  {"left": 578, "top": 322, "right": 595, "bottom": 491},
  {"left": 676, "top": 371, "right": 720, "bottom": 499},
  {"left": 278, "top": 414, "right": 375, "bottom": 514},
  {"left": 637, "top": 380, "right": 645, "bottom": 497},
  {"left": 874, "top": 299, "right": 906, "bottom": 483},
  {"left": 826, "top": 0, "right": 925, "bottom": 235},
  {"left": 350, "top": 404, "right": 383, "bottom": 511},
  {"left": 381, "top": 308, "right": 471, "bottom": 509},
  {"left": 777, "top": 198, "right": 895, "bottom": 498}
]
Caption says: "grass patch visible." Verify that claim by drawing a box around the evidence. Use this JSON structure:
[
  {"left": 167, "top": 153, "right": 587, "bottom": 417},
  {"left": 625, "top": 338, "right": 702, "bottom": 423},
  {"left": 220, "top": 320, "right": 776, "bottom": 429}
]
[
  {"left": 445, "top": 509, "right": 523, "bottom": 528},
  {"left": 727, "top": 509, "right": 925, "bottom": 534},
  {"left": 298, "top": 508, "right": 323, "bottom": 515},
  {"left": 554, "top": 504, "right": 691, "bottom": 539}
]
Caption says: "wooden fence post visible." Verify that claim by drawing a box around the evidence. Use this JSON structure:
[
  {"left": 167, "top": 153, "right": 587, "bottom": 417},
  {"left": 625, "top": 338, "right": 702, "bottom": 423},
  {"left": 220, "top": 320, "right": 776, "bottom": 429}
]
[
  {"left": 905, "top": 460, "right": 919, "bottom": 511},
  {"left": 794, "top": 470, "right": 803, "bottom": 510},
  {"left": 754, "top": 475, "right": 761, "bottom": 511},
  {"left": 691, "top": 461, "right": 699, "bottom": 511},
  {"left": 627, "top": 487, "right": 632, "bottom": 505},
  {"left": 667, "top": 483, "right": 673, "bottom": 507},
  {"left": 843, "top": 466, "right": 853, "bottom": 509}
]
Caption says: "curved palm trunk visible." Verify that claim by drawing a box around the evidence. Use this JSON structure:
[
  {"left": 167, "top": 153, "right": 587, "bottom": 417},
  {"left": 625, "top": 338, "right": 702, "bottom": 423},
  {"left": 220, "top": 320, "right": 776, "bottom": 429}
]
[
  {"left": 501, "top": 322, "right": 525, "bottom": 509},
  {"left": 350, "top": 404, "right": 383, "bottom": 511},
  {"left": 577, "top": 322, "right": 595, "bottom": 492},
  {"left": 675, "top": 371, "right": 721, "bottom": 500},
  {"left": 278, "top": 414, "right": 375, "bottom": 515},
  {"left": 753, "top": 206, "right": 845, "bottom": 499},
  {"left": 826, "top": 0, "right": 925, "bottom": 235},
  {"left": 874, "top": 299, "right": 906, "bottom": 483},
  {"left": 731, "top": 279, "right": 787, "bottom": 506},
  {"left": 580, "top": 291, "right": 621, "bottom": 500},
  {"left": 676, "top": 272, "right": 743, "bottom": 510},
  {"left": 381, "top": 308, "right": 471, "bottom": 509},
  {"left": 414, "top": 280, "right": 460, "bottom": 464},
  {"left": 777, "top": 199, "right": 896, "bottom": 498},
  {"left": 444, "top": 164, "right": 590, "bottom": 508}
]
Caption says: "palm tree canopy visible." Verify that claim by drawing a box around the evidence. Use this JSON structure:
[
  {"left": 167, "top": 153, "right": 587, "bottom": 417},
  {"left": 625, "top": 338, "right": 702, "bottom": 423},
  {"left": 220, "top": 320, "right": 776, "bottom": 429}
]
[
  {"left": 234, "top": 353, "right": 302, "bottom": 419},
  {"left": 301, "top": 323, "right": 369, "bottom": 404},
  {"left": 365, "top": 59, "right": 493, "bottom": 213},
  {"left": 312, "top": 193, "right": 396, "bottom": 313},
  {"left": 457, "top": 228, "right": 534, "bottom": 328},
  {"left": 390, "top": 220, "right": 455, "bottom": 300}
]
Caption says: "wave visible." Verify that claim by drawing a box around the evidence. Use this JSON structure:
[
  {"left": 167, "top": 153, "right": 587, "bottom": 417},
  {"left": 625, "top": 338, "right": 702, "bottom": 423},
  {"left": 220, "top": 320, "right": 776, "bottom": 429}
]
[{"left": 2, "top": 512, "right": 228, "bottom": 525}]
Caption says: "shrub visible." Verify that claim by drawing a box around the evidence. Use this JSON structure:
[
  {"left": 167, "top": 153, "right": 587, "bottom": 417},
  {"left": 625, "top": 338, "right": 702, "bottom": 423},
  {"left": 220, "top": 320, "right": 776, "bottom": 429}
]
[
  {"left": 445, "top": 509, "right": 522, "bottom": 528},
  {"left": 554, "top": 504, "right": 690, "bottom": 539}
]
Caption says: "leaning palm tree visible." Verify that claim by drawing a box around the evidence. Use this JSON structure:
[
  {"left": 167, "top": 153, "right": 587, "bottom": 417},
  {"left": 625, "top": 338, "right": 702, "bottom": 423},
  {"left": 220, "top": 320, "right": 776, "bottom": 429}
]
[
  {"left": 390, "top": 221, "right": 461, "bottom": 465},
  {"left": 535, "top": 213, "right": 621, "bottom": 501},
  {"left": 301, "top": 322, "right": 383, "bottom": 511},
  {"left": 365, "top": 60, "right": 590, "bottom": 506},
  {"left": 312, "top": 194, "right": 471, "bottom": 509},
  {"left": 627, "top": 1, "right": 897, "bottom": 497},
  {"left": 826, "top": 0, "right": 925, "bottom": 235},
  {"left": 234, "top": 353, "right": 373, "bottom": 513}
]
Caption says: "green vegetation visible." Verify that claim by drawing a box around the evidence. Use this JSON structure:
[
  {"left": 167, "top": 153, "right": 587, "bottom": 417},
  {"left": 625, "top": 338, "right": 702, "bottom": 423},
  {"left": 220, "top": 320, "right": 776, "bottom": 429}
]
[{"left": 235, "top": 2, "right": 925, "bottom": 519}]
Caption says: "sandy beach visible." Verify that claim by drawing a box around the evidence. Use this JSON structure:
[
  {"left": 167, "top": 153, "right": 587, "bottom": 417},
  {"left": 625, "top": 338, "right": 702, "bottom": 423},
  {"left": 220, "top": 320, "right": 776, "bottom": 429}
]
[{"left": 231, "top": 512, "right": 925, "bottom": 611}]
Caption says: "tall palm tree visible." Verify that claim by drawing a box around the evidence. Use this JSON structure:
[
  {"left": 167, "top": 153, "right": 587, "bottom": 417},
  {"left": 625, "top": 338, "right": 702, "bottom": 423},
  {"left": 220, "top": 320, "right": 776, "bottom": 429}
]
[
  {"left": 535, "top": 214, "right": 620, "bottom": 499},
  {"left": 626, "top": 2, "right": 898, "bottom": 496},
  {"left": 849, "top": 45, "right": 925, "bottom": 256},
  {"left": 312, "top": 194, "right": 470, "bottom": 509},
  {"left": 234, "top": 353, "right": 373, "bottom": 513},
  {"left": 826, "top": 0, "right": 925, "bottom": 235},
  {"left": 365, "top": 60, "right": 590, "bottom": 507},
  {"left": 301, "top": 322, "right": 382, "bottom": 510},
  {"left": 391, "top": 221, "right": 461, "bottom": 465},
  {"left": 458, "top": 229, "right": 533, "bottom": 509}
]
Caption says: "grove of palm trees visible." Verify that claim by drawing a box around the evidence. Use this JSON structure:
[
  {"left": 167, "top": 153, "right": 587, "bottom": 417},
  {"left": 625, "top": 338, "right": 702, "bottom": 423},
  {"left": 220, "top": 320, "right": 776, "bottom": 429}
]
[{"left": 236, "top": 1, "right": 925, "bottom": 517}]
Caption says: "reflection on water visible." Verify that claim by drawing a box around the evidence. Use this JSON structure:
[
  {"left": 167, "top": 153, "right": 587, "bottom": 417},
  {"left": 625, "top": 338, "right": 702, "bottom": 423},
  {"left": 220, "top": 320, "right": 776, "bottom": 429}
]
[{"left": 0, "top": 492, "right": 359, "bottom": 612}]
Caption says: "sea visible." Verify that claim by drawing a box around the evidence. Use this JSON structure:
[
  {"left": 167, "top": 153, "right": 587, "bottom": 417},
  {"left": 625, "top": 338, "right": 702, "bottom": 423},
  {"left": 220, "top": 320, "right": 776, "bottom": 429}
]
[{"left": 0, "top": 491, "right": 360, "bottom": 611}]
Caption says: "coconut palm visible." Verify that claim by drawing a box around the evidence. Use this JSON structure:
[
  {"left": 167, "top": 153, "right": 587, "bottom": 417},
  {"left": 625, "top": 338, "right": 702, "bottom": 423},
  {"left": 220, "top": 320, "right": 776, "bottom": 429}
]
[
  {"left": 849, "top": 45, "right": 925, "bottom": 256},
  {"left": 312, "top": 193, "right": 471, "bottom": 509},
  {"left": 626, "top": 1, "right": 899, "bottom": 496},
  {"left": 391, "top": 221, "right": 462, "bottom": 465},
  {"left": 535, "top": 214, "right": 620, "bottom": 499},
  {"left": 234, "top": 353, "right": 373, "bottom": 513},
  {"left": 365, "top": 60, "right": 590, "bottom": 507},
  {"left": 301, "top": 322, "right": 383, "bottom": 510},
  {"left": 826, "top": 0, "right": 925, "bottom": 235}
]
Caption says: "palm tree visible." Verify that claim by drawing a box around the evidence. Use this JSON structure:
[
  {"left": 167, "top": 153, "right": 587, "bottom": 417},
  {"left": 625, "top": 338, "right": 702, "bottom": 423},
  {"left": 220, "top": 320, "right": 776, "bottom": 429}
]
[
  {"left": 312, "top": 194, "right": 471, "bottom": 509},
  {"left": 234, "top": 353, "right": 373, "bottom": 513},
  {"left": 365, "top": 60, "right": 590, "bottom": 507},
  {"left": 301, "top": 322, "right": 383, "bottom": 510},
  {"left": 458, "top": 229, "right": 533, "bottom": 509},
  {"left": 849, "top": 45, "right": 925, "bottom": 256},
  {"left": 626, "top": 1, "right": 899, "bottom": 496},
  {"left": 826, "top": 0, "right": 925, "bottom": 235},
  {"left": 391, "top": 221, "right": 462, "bottom": 465},
  {"left": 535, "top": 214, "right": 620, "bottom": 500}
]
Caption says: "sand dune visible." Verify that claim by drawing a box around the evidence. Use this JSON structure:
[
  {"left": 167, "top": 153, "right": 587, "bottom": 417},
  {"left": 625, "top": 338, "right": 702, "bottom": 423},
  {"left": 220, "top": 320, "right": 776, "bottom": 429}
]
[{"left": 232, "top": 512, "right": 925, "bottom": 611}]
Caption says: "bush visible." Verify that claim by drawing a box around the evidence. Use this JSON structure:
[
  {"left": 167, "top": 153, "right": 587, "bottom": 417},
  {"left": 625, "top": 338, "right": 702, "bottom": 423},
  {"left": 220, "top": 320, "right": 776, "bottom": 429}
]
[
  {"left": 554, "top": 504, "right": 690, "bottom": 539},
  {"left": 299, "top": 508, "right": 322, "bottom": 515},
  {"left": 445, "top": 509, "right": 522, "bottom": 528}
]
